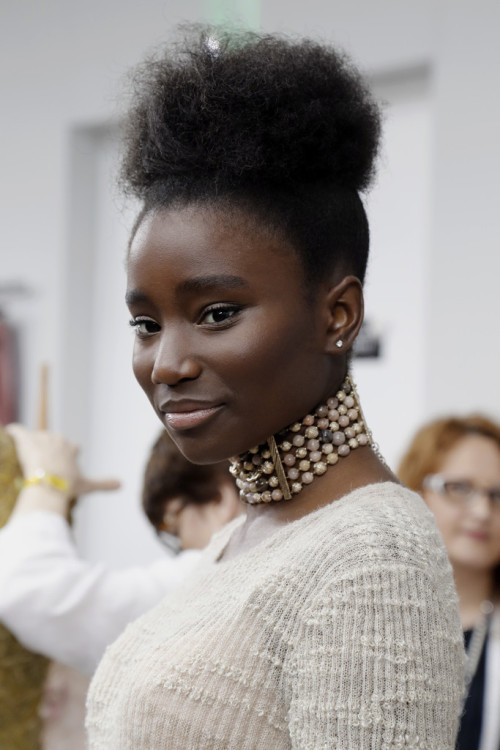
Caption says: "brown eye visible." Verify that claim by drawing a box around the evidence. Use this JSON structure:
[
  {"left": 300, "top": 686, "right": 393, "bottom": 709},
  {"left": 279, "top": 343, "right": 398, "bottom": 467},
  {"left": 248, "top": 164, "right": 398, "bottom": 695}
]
[
  {"left": 200, "top": 305, "right": 241, "bottom": 326},
  {"left": 443, "top": 481, "right": 473, "bottom": 500},
  {"left": 129, "top": 317, "right": 161, "bottom": 337}
]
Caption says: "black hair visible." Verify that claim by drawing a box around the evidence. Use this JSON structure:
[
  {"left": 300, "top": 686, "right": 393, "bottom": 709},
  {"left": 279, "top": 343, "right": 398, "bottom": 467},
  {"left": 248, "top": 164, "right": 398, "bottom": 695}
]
[{"left": 121, "top": 26, "right": 381, "bottom": 283}]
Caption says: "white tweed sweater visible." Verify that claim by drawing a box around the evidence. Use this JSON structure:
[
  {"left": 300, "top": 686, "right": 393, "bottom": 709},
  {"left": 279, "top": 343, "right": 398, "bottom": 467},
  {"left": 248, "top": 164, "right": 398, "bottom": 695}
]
[{"left": 86, "top": 483, "right": 464, "bottom": 749}]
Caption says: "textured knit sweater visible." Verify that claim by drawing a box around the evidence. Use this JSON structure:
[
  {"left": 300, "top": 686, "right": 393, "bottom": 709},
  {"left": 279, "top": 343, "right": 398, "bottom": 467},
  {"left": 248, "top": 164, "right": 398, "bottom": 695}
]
[{"left": 86, "top": 483, "right": 465, "bottom": 749}]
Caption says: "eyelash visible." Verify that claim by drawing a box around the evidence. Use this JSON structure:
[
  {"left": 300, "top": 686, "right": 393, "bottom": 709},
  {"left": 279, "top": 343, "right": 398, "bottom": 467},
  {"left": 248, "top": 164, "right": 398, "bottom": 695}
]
[
  {"left": 129, "top": 304, "right": 242, "bottom": 337},
  {"left": 198, "top": 304, "right": 242, "bottom": 327},
  {"left": 129, "top": 317, "right": 160, "bottom": 338}
]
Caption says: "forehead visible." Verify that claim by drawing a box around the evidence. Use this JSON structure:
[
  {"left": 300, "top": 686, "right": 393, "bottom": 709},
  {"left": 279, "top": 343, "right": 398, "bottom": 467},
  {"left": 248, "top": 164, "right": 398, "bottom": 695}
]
[
  {"left": 440, "top": 434, "right": 500, "bottom": 480},
  {"left": 127, "top": 204, "right": 304, "bottom": 291}
]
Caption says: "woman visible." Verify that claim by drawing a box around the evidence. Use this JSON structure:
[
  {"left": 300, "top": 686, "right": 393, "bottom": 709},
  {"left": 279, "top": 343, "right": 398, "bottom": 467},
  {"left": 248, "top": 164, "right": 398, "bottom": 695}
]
[
  {"left": 13, "top": 27, "right": 463, "bottom": 748},
  {"left": 398, "top": 415, "right": 500, "bottom": 750}
]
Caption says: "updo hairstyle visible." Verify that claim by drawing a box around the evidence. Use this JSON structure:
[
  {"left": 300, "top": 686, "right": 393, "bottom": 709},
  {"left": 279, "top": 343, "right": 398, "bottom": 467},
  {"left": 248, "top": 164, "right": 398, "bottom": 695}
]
[{"left": 121, "top": 26, "right": 381, "bottom": 285}]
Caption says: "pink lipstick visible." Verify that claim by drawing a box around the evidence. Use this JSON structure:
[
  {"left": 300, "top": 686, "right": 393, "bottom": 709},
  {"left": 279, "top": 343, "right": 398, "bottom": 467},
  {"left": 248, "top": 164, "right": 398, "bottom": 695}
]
[{"left": 164, "top": 405, "right": 223, "bottom": 431}]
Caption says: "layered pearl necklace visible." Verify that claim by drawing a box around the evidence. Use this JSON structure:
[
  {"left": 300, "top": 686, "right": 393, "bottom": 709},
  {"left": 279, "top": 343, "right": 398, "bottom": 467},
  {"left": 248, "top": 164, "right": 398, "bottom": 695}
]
[{"left": 229, "top": 374, "right": 372, "bottom": 505}]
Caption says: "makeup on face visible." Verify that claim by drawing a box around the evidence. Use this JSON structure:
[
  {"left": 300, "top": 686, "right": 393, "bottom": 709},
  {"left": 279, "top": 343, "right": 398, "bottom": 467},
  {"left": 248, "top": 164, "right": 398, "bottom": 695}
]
[{"left": 126, "top": 205, "right": 343, "bottom": 465}]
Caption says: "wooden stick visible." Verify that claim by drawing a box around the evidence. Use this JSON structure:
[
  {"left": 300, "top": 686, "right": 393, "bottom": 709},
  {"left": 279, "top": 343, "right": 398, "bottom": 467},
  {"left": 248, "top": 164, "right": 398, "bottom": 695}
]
[{"left": 37, "top": 363, "right": 49, "bottom": 430}]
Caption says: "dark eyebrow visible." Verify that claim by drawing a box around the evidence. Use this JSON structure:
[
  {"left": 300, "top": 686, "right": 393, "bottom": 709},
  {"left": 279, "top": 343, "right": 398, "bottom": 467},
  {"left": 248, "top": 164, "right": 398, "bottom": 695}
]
[
  {"left": 125, "top": 289, "right": 149, "bottom": 306},
  {"left": 177, "top": 274, "right": 248, "bottom": 294},
  {"left": 125, "top": 275, "right": 248, "bottom": 307}
]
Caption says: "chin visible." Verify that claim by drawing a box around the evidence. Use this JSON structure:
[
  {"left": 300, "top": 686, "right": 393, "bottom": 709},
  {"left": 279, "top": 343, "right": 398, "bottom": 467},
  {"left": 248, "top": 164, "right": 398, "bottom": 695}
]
[
  {"left": 451, "top": 550, "right": 497, "bottom": 573},
  {"left": 165, "top": 432, "right": 230, "bottom": 466}
]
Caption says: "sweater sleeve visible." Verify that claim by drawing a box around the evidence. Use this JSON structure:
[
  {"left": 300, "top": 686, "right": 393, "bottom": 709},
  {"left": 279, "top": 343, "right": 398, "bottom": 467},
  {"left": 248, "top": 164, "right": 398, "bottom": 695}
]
[
  {"left": 0, "top": 511, "right": 201, "bottom": 674},
  {"left": 283, "top": 561, "right": 465, "bottom": 750}
]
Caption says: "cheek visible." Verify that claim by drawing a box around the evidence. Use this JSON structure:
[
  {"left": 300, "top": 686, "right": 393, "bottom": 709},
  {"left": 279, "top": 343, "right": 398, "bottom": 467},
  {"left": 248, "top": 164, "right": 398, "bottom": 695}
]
[
  {"left": 177, "top": 507, "right": 209, "bottom": 549},
  {"left": 221, "top": 310, "right": 323, "bottom": 394},
  {"left": 132, "top": 343, "right": 154, "bottom": 397},
  {"left": 205, "top": 311, "right": 330, "bottom": 451},
  {"left": 218, "top": 331, "right": 285, "bottom": 380},
  {"left": 424, "top": 496, "right": 461, "bottom": 542},
  {"left": 490, "top": 518, "right": 500, "bottom": 560}
]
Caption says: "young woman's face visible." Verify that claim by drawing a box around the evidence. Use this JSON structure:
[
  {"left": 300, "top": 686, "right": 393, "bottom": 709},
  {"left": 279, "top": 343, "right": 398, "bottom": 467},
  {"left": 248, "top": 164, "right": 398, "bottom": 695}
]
[
  {"left": 423, "top": 434, "right": 500, "bottom": 574},
  {"left": 127, "top": 204, "right": 342, "bottom": 463},
  {"left": 161, "top": 481, "right": 242, "bottom": 550}
]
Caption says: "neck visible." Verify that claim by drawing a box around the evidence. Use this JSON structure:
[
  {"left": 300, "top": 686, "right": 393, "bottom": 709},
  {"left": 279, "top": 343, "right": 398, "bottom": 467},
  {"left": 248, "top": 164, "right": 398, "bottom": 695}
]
[
  {"left": 229, "top": 374, "right": 373, "bottom": 506},
  {"left": 453, "top": 564, "right": 495, "bottom": 629}
]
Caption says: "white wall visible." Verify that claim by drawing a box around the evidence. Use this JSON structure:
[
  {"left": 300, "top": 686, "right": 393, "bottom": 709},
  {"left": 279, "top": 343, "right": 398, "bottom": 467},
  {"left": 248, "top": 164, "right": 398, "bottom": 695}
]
[
  {"left": 428, "top": 0, "right": 500, "bottom": 420},
  {"left": 0, "top": 0, "right": 205, "bottom": 430},
  {"left": 1, "top": 0, "right": 500, "bottom": 563},
  {"left": 355, "top": 70, "right": 432, "bottom": 468}
]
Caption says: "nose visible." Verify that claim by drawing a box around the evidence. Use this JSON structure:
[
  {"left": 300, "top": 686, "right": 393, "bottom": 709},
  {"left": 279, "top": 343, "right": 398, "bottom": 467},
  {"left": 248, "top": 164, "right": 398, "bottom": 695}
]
[
  {"left": 150, "top": 330, "right": 202, "bottom": 387},
  {"left": 469, "top": 491, "right": 493, "bottom": 521}
]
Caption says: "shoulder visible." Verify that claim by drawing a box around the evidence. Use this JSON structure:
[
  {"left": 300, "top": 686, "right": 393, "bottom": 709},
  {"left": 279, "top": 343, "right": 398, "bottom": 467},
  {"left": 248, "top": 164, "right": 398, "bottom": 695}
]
[
  {"left": 300, "top": 481, "right": 447, "bottom": 566},
  {"left": 330, "top": 479, "right": 436, "bottom": 532},
  {"left": 282, "top": 484, "right": 464, "bottom": 748},
  {"left": 284, "top": 482, "right": 462, "bottom": 653},
  {"left": 285, "top": 482, "right": 455, "bottom": 602}
]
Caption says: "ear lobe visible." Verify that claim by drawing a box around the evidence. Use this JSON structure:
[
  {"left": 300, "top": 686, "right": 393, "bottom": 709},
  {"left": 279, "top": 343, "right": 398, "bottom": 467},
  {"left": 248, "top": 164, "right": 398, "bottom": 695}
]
[{"left": 323, "top": 275, "right": 364, "bottom": 355}]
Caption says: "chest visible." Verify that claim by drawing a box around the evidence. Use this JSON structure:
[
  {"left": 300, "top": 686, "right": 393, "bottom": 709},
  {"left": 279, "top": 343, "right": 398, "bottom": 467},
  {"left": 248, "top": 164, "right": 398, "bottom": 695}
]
[{"left": 89, "top": 566, "right": 303, "bottom": 749}]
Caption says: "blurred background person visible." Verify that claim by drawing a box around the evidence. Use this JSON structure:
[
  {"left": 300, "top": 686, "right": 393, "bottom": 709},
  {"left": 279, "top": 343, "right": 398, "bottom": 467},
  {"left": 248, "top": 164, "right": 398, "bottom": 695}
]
[
  {"left": 0, "top": 425, "right": 241, "bottom": 674},
  {"left": 141, "top": 425, "right": 242, "bottom": 555},
  {"left": 0, "top": 425, "right": 241, "bottom": 749},
  {"left": 0, "top": 426, "right": 48, "bottom": 750},
  {"left": 398, "top": 415, "right": 500, "bottom": 750}
]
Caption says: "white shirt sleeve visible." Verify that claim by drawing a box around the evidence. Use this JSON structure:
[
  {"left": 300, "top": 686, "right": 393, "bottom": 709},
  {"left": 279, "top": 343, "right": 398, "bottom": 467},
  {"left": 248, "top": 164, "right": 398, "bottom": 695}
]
[{"left": 0, "top": 511, "right": 201, "bottom": 675}]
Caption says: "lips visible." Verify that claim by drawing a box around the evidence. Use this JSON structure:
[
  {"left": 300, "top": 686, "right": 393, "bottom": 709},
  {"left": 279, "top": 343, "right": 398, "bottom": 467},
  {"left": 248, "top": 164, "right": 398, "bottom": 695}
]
[
  {"left": 158, "top": 400, "right": 225, "bottom": 431},
  {"left": 464, "top": 529, "right": 489, "bottom": 542}
]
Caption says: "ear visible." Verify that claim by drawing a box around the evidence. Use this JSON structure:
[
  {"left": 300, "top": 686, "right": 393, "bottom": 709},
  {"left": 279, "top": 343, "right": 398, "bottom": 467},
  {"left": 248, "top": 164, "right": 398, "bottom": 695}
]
[
  {"left": 322, "top": 275, "right": 364, "bottom": 355},
  {"left": 158, "top": 496, "right": 184, "bottom": 533}
]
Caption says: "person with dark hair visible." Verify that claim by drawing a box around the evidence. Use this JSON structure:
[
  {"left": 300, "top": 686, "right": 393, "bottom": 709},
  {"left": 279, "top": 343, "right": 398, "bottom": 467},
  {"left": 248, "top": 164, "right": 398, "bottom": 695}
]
[
  {"left": 398, "top": 415, "right": 500, "bottom": 750},
  {"left": 142, "top": 429, "right": 239, "bottom": 552},
  {"left": 0, "top": 425, "right": 240, "bottom": 675},
  {"left": 17, "top": 26, "right": 463, "bottom": 748}
]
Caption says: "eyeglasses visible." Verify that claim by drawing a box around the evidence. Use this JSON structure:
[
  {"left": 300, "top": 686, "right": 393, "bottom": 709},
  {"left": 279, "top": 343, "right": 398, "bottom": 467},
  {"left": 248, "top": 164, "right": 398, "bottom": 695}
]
[
  {"left": 423, "top": 474, "right": 500, "bottom": 509},
  {"left": 158, "top": 530, "right": 182, "bottom": 555},
  {"left": 157, "top": 501, "right": 187, "bottom": 555}
]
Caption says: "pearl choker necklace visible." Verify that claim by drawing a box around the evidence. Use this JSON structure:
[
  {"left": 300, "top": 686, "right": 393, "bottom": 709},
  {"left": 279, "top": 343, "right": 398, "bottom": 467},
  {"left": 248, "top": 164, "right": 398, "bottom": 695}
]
[{"left": 229, "top": 374, "right": 372, "bottom": 504}]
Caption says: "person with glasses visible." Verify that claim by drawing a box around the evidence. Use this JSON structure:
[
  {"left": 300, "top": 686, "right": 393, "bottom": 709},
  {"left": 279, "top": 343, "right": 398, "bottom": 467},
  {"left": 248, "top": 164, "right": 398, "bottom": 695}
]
[
  {"left": 398, "top": 415, "right": 500, "bottom": 750},
  {"left": 142, "top": 428, "right": 241, "bottom": 555}
]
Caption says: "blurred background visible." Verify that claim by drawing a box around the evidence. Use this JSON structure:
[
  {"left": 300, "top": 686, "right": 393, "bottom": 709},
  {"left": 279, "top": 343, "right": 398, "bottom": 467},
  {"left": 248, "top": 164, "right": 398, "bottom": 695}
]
[{"left": 1, "top": 0, "right": 499, "bottom": 567}]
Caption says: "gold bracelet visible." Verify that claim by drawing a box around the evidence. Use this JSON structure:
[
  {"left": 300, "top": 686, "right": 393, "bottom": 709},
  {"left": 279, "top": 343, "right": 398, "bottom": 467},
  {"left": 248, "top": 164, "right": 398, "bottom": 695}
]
[{"left": 23, "top": 469, "right": 70, "bottom": 493}]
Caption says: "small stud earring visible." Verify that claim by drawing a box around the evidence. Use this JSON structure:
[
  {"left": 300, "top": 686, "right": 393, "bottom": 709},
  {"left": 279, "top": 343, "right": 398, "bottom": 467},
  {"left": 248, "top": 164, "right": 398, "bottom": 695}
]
[{"left": 335, "top": 339, "right": 343, "bottom": 349}]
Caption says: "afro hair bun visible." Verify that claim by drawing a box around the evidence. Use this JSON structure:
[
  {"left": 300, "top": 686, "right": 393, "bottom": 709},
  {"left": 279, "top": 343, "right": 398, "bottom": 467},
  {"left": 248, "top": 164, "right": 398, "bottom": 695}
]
[{"left": 121, "top": 26, "right": 381, "bottom": 200}]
